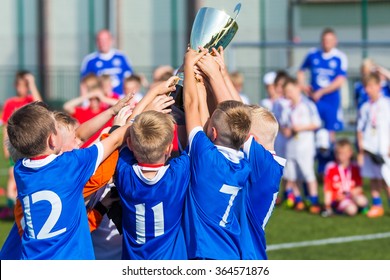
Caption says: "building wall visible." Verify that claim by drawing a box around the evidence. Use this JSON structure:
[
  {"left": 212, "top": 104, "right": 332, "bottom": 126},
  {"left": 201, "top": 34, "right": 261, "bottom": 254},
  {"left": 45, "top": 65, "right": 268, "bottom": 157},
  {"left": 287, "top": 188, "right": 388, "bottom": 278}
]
[{"left": 0, "top": 0, "right": 389, "bottom": 110}]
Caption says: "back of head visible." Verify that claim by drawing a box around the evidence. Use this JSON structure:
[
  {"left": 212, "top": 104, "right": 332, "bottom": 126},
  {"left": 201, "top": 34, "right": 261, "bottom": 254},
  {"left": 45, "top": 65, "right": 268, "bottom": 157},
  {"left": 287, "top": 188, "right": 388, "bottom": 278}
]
[
  {"left": 249, "top": 105, "right": 278, "bottom": 150},
  {"left": 54, "top": 111, "right": 78, "bottom": 131},
  {"left": 7, "top": 102, "right": 56, "bottom": 158},
  {"left": 129, "top": 111, "right": 175, "bottom": 164},
  {"left": 212, "top": 100, "right": 251, "bottom": 150}
]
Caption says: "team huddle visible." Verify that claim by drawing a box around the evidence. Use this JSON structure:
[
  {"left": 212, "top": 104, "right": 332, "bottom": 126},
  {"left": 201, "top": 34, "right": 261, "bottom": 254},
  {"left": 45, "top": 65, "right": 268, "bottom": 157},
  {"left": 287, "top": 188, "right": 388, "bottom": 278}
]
[{"left": 0, "top": 47, "right": 285, "bottom": 260}]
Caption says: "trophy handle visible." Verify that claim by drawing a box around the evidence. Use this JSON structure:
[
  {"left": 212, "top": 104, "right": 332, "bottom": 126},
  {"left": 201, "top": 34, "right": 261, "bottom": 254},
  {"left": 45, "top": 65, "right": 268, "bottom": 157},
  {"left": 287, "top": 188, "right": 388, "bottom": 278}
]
[{"left": 233, "top": 3, "right": 242, "bottom": 20}]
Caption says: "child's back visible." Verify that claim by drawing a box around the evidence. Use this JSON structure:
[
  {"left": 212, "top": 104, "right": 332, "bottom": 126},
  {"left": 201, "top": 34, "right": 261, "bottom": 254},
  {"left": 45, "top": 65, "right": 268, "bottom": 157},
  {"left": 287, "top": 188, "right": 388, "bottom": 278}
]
[
  {"left": 114, "top": 111, "right": 190, "bottom": 259},
  {"left": 183, "top": 102, "right": 251, "bottom": 260},
  {"left": 239, "top": 106, "right": 285, "bottom": 260}
]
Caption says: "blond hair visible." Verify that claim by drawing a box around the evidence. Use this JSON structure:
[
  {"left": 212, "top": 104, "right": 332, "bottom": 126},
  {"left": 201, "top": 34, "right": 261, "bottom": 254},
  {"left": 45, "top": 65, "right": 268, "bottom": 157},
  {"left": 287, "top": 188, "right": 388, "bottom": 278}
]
[
  {"left": 129, "top": 111, "right": 175, "bottom": 163},
  {"left": 54, "top": 111, "right": 78, "bottom": 131},
  {"left": 249, "top": 105, "right": 278, "bottom": 150},
  {"left": 7, "top": 102, "right": 57, "bottom": 158},
  {"left": 212, "top": 100, "right": 251, "bottom": 150}
]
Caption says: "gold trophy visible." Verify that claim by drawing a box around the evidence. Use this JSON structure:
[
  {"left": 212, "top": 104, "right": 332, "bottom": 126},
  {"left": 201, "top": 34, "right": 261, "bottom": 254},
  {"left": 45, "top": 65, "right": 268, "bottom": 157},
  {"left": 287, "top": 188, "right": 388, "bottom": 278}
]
[{"left": 176, "top": 3, "right": 241, "bottom": 86}]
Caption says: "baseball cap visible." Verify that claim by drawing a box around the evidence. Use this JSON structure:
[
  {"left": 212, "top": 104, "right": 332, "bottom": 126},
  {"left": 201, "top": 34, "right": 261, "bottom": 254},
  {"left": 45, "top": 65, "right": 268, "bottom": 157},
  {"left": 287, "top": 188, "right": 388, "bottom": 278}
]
[{"left": 263, "top": 72, "right": 277, "bottom": 85}]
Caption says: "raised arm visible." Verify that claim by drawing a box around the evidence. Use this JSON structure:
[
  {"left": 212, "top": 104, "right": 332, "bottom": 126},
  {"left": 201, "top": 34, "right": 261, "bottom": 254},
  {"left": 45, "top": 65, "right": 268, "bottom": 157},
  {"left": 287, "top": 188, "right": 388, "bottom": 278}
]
[
  {"left": 76, "top": 94, "right": 133, "bottom": 143},
  {"left": 130, "top": 76, "right": 178, "bottom": 118},
  {"left": 196, "top": 49, "right": 233, "bottom": 104},
  {"left": 183, "top": 48, "right": 208, "bottom": 136},
  {"left": 211, "top": 47, "right": 241, "bottom": 102},
  {"left": 24, "top": 73, "right": 43, "bottom": 102}
]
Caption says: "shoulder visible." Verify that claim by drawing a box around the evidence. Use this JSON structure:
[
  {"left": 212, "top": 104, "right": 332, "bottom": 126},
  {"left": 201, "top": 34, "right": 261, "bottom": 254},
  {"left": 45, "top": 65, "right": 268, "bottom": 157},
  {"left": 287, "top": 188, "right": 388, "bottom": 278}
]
[
  {"left": 81, "top": 52, "right": 99, "bottom": 63},
  {"left": 324, "top": 161, "right": 337, "bottom": 174}
]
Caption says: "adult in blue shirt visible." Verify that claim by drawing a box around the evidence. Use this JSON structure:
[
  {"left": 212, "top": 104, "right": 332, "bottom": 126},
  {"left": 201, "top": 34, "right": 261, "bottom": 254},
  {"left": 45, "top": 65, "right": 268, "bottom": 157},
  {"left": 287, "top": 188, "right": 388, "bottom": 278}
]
[
  {"left": 81, "top": 29, "right": 133, "bottom": 96},
  {"left": 297, "top": 28, "right": 347, "bottom": 141},
  {"left": 297, "top": 28, "right": 347, "bottom": 175}
]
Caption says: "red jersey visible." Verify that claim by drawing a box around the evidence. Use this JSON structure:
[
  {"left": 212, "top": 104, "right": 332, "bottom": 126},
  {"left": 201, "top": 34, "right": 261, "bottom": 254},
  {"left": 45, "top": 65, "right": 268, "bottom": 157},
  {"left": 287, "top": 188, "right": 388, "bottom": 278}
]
[
  {"left": 324, "top": 161, "right": 362, "bottom": 201},
  {"left": 2, "top": 96, "right": 34, "bottom": 124},
  {"left": 72, "top": 107, "right": 113, "bottom": 147}
]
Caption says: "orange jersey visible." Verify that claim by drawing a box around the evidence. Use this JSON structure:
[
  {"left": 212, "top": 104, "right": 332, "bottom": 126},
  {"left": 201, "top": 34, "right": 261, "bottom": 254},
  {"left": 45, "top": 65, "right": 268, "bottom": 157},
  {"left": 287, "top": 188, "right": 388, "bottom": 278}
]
[
  {"left": 324, "top": 161, "right": 362, "bottom": 202},
  {"left": 14, "top": 133, "right": 119, "bottom": 236}
]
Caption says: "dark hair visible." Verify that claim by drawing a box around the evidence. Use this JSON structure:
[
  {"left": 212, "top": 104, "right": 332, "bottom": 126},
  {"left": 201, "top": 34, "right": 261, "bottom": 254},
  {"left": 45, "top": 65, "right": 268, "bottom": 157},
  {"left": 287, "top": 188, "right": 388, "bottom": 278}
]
[
  {"left": 282, "top": 76, "right": 298, "bottom": 88},
  {"left": 321, "top": 27, "right": 336, "bottom": 37},
  {"left": 7, "top": 102, "right": 57, "bottom": 158},
  {"left": 274, "top": 70, "right": 289, "bottom": 86},
  {"left": 124, "top": 74, "right": 142, "bottom": 84},
  {"left": 14, "top": 70, "right": 30, "bottom": 84}
]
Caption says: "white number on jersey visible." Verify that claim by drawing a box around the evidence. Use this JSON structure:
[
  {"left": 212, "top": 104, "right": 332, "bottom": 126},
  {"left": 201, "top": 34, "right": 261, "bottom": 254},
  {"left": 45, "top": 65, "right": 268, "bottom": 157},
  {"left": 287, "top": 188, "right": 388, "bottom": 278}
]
[
  {"left": 219, "top": 184, "right": 241, "bottom": 227},
  {"left": 135, "top": 202, "right": 164, "bottom": 244},
  {"left": 22, "top": 190, "right": 66, "bottom": 239}
]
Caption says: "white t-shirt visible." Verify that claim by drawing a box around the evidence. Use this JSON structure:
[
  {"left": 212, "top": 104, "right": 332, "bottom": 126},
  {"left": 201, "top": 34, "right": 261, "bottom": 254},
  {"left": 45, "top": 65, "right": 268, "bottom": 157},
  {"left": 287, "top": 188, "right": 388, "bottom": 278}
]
[
  {"left": 282, "top": 95, "right": 321, "bottom": 159},
  {"left": 357, "top": 96, "right": 390, "bottom": 156}
]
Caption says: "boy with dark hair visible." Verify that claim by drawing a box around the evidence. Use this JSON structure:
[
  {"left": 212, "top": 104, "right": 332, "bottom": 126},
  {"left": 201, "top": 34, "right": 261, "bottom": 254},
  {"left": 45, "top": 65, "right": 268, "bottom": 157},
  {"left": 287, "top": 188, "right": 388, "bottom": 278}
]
[{"left": 7, "top": 101, "right": 132, "bottom": 259}]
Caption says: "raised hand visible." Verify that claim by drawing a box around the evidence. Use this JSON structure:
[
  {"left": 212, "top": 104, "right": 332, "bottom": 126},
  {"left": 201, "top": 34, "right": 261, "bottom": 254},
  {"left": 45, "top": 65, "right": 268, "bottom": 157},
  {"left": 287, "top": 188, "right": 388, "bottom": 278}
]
[{"left": 145, "top": 95, "right": 175, "bottom": 114}]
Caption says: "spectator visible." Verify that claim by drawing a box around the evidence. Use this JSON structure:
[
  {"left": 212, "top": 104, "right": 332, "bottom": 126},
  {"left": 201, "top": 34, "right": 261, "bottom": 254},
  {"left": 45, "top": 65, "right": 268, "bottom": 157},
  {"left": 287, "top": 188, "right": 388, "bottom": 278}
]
[
  {"left": 354, "top": 58, "right": 390, "bottom": 110},
  {"left": 0, "top": 71, "right": 42, "bottom": 219},
  {"left": 323, "top": 138, "right": 368, "bottom": 217},
  {"left": 123, "top": 74, "right": 144, "bottom": 104},
  {"left": 260, "top": 71, "right": 277, "bottom": 111},
  {"left": 357, "top": 73, "right": 390, "bottom": 218},
  {"left": 81, "top": 29, "right": 133, "bottom": 95},
  {"left": 281, "top": 77, "right": 321, "bottom": 214},
  {"left": 229, "top": 71, "right": 251, "bottom": 104}
]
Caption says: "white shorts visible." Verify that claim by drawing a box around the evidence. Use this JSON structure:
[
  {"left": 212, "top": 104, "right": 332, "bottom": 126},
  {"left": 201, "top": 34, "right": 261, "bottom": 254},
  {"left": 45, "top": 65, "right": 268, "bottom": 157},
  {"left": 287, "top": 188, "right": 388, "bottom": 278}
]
[
  {"left": 361, "top": 154, "right": 383, "bottom": 179},
  {"left": 283, "top": 156, "right": 316, "bottom": 182}
]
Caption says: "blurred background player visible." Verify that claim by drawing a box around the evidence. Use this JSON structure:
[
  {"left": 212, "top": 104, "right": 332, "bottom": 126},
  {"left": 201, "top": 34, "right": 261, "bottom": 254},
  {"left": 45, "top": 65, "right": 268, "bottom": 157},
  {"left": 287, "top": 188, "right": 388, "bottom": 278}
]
[
  {"left": 0, "top": 71, "right": 42, "bottom": 219},
  {"left": 260, "top": 71, "right": 277, "bottom": 111},
  {"left": 80, "top": 29, "right": 133, "bottom": 95},
  {"left": 281, "top": 77, "right": 321, "bottom": 214},
  {"left": 357, "top": 72, "right": 390, "bottom": 218},
  {"left": 229, "top": 71, "right": 250, "bottom": 104},
  {"left": 123, "top": 74, "right": 144, "bottom": 104},
  {"left": 323, "top": 138, "right": 368, "bottom": 217},
  {"left": 354, "top": 58, "right": 390, "bottom": 110}
]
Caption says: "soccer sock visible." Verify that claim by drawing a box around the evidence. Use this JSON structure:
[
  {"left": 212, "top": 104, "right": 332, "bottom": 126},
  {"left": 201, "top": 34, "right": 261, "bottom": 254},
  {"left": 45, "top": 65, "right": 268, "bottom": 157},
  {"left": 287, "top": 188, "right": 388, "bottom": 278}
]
[
  {"left": 310, "top": 196, "right": 319, "bottom": 206},
  {"left": 295, "top": 196, "right": 302, "bottom": 203},
  {"left": 372, "top": 197, "right": 382, "bottom": 206}
]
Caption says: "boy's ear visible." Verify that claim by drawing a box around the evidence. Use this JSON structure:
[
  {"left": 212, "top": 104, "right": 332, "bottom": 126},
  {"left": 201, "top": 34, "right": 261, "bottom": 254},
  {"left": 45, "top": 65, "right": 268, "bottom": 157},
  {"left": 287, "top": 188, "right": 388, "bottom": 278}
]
[
  {"left": 211, "top": 127, "right": 218, "bottom": 142},
  {"left": 48, "top": 133, "right": 60, "bottom": 153},
  {"left": 165, "top": 143, "right": 173, "bottom": 157}
]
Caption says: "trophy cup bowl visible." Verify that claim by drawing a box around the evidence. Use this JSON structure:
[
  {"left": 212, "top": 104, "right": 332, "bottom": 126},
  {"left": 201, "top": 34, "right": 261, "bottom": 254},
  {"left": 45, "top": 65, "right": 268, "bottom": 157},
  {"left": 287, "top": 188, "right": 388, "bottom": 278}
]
[
  {"left": 176, "top": 6, "right": 239, "bottom": 86},
  {"left": 190, "top": 7, "right": 239, "bottom": 52}
]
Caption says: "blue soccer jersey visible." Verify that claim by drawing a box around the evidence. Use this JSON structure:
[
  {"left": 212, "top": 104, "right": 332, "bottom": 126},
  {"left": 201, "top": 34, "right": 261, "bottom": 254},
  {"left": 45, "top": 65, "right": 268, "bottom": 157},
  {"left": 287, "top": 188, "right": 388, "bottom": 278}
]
[
  {"left": 80, "top": 49, "right": 133, "bottom": 95},
  {"left": 300, "top": 48, "right": 347, "bottom": 131},
  {"left": 238, "top": 136, "right": 285, "bottom": 260},
  {"left": 14, "top": 143, "right": 103, "bottom": 260},
  {"left": 183, "top": 127, "right": 250, "bottom": 260},
  {"left": 0, "top": 223, "right": 22, "bottom": 260},
  {"left": 115, "top": 147, "right": 190, "bottom": 260}
]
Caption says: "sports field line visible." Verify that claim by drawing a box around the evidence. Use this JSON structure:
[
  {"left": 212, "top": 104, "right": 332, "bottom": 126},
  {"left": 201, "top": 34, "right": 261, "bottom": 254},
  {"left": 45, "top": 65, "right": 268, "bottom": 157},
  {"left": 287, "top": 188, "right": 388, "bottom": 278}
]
[{"left": 267, "top": 232, "right": 390, "bottom": 251}]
